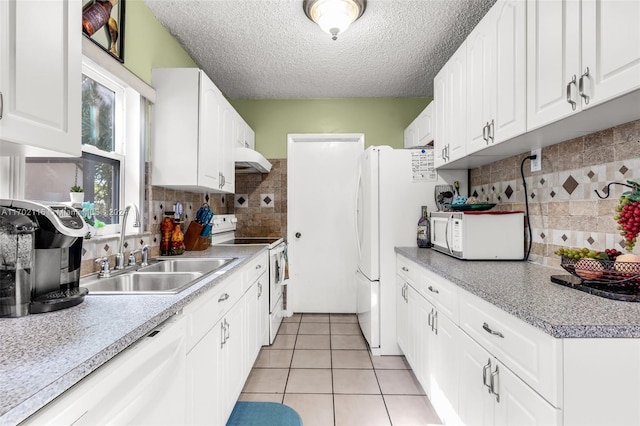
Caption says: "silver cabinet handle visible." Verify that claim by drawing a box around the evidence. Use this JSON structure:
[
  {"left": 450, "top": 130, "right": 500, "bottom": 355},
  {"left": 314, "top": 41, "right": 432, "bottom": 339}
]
[
  {"left": 256, "top": 264, "right": 262, "bottom": 270},
  {"left": 427, "top": 310, "right": 433, "bottom": 329},
  {"left": 218, "top": 293, "right": 230, "bottom": 303},
  {"left": 488, "top": 119, "right": 494, "bottom": 143},
  {"left": 434, "top": 310, "right": 438, "bottom": 335},
  {"left": 483, "top": 122, "right": 489, "bottom": 144},
  {"left": 225, "top": 319, "right": 230, "bottom": 341},
  {"left": 220, "top": 321, "right": 226, "bottom": 348},
  {"left": 482, "top": 322, "right": 504, "bottom": 338},
  {"left": 566, "top": 75, "right": 577, "bottom": 110},
  {"left": 0, "top": 92, "right": 3, "bottom": 120},
  {"left": 427, "top": 285, "right": 439, "bottom": 294},
  {"left": 482, "top": 358, "right": 492, "bottom": 390},
  {"left": 401, "top": 266, "right": 409, "bottom": 272},
  {"left": 490, "top": 365, "right": 500, "bottom": 402},
  {"left": 579, "top": 67, "right": 590, "bottom": 105}
]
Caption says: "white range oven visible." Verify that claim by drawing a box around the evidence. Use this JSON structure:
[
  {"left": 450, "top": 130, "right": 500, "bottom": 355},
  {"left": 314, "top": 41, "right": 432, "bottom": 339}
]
[{"left": 210, "top": 215, "right": 285, "bottom": 344}]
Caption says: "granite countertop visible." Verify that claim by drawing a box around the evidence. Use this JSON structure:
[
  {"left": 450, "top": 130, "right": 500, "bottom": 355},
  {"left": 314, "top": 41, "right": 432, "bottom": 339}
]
[
  {"left": 395, "top": 247, "right": 640, "bottom": 339},
  {"left": 0, "top": 245, "right": 267, "bottom": 426}
]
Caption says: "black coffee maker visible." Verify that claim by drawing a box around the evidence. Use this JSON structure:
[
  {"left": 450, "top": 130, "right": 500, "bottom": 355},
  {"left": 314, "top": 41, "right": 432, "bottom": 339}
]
[{"left": 0, "top": 200, "right": 89, "bottom": 314}]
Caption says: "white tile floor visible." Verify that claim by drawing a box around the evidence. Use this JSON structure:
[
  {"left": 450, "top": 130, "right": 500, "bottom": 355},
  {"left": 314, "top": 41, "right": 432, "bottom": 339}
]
[{"left": 239, "top": 313, "right": 442, "bottom": 426}]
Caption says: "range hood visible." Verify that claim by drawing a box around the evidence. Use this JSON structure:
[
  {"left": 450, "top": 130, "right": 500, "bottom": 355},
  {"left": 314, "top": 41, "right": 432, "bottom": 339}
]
[{"left": 235, "top": 147, "right": 272, "bottom": 173}]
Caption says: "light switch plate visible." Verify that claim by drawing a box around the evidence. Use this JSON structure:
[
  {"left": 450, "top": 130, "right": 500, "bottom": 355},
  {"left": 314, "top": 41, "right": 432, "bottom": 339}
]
[{"left": 531, "top": 149, "right": 541, "bottom": 172}]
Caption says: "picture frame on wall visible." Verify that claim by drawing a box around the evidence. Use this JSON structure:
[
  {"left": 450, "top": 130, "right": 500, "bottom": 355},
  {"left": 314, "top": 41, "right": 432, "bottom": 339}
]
[{"left": 81, "top": 0, "right": 126, "bottom": 63}]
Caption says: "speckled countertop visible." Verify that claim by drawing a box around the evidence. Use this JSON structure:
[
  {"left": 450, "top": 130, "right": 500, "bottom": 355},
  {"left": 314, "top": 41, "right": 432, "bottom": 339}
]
[
  {"left": 396, "top": 247, "right": 640, "bottom": 339},
  {"left": 0, "top": 245, "right": 266, "bottom": 426}
]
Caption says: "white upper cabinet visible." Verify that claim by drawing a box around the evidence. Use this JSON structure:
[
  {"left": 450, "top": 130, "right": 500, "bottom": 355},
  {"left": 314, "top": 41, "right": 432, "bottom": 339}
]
[
  {"left": 0, "top": 0, "right": 81, "bottom": 156},
  {"left": 404, "top": 102, "right": 435, "bottom": 149},
  {"left": 527, "top": 0, "right": 640, "bottom": 130},
  {"left": 434, "top": 42, "right": 467, "bottom": 166},
  {"left": 467, "top": 0, "right": 527, "bottom": 155},
  {"left": 153, "top": 68, "right": 244, "bottom": 194}
]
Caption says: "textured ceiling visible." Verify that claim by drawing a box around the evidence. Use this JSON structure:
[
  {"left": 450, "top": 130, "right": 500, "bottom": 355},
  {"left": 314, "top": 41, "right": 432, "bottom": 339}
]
[{"left": 144, "top": 0, "right": 497, "bottom": 99}]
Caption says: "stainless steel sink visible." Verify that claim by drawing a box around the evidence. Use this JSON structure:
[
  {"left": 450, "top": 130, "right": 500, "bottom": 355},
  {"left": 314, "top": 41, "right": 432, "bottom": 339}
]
[
  {"left": 137, "top": 258, "right": 234, "bottom": 274},
  {"left": 82, "top": 272, "right": 202, "bottom": 295}
]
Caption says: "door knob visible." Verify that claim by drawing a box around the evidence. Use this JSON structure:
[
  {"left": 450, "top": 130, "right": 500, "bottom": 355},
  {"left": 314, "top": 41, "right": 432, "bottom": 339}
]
[{"left": 295, "top": 232, "right": 301, "bottom": 238}]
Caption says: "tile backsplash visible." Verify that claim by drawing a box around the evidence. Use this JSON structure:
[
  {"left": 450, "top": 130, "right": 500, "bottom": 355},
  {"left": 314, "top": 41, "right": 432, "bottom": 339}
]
[{"left": 470, "top": 119, "right": 640, "bottom": 268}]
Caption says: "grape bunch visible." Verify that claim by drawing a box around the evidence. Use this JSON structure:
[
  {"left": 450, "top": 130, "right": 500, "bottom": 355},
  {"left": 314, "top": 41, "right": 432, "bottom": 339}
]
[
  {"left": 615, "top": 182, "right": 640, "bottom": 251},
  {"left": 554, "top": 247, "right": 621, "bottom": 261}
]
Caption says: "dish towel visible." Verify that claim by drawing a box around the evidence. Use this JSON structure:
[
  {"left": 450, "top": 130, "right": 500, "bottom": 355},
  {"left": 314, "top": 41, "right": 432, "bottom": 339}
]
[
  {"left": 283, "top": 243, "right": 289, "bottom": 281},
  {"left": 226, "top": 401, "right": 302, "bottom": 426}
]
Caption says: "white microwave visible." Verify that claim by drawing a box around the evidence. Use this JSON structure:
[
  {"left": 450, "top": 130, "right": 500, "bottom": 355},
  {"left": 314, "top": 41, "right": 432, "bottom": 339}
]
[{"left": 430, "top": 211, "right": 525, "bottom": 260}]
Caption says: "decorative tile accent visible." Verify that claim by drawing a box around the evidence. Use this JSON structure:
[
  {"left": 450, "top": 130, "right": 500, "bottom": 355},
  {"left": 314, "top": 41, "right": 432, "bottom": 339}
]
[
  {"left": 472, "top": 190, "right": 479, "bottom": 197},
  {"left": 562, "top": 175, "right": 579, "bottom": 195},
  {"left": 530, "top": 192, "right": 536, "bottom": 199},
  {"left": 82, "top": 248, "right": 87, "bottom": 256},
  {"left": 587, "top": 236, "right": 595, "bottom": 245},
  {"left": 261, "top": 194, "right": 275, "bottom": 208},
  {"left": 550, "top": 190, "right": 556, "bottom": 198},
  {"left": 235, "top": 194, "right": 248, "bottom": 208},
  {"left": 562, "top": 234, "right": 568, "bottom": 242},
  {"left": 619, "top": 165, "right": 629, "bottom": 175},
  {"left": 504, "top": 185, "right": 513, "bottom": 199},
  {"left": 587, "top": 170, "right": 595, "bottom": 179},
  {"left": 103, "top": 244, "right": 110, "bottom": 252},
  {"left": 540, "top": 178, "right": 545, "bottom": 185},
  {"left": 540, "top": 232, "right": 546, "bottom": 240}
]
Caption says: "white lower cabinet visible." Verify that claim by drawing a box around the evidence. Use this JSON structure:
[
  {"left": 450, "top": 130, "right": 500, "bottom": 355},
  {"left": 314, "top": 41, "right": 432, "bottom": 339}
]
[
  {"left": 458, "top": 331, "right": 561, "bottom": 426},
  {"left": 23, "top": 314, "right": 187, "bottom": 425}
]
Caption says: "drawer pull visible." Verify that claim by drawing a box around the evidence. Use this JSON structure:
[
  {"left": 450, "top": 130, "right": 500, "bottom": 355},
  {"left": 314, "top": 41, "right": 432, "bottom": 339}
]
[
  {"left": 482, "top": 322, "right": 504, "bottom": 338},
  {"left": 218, "top": 293, "right": 230, "bottom": 303},
  {"left": 427, "top": 285, "right": 439, "bottom": 294},
  {"left": 401, "top": 266, "right": 409, "bottom": 272},
  {"left": 256, "top": 264, "right": 262, "bottom": 270}
]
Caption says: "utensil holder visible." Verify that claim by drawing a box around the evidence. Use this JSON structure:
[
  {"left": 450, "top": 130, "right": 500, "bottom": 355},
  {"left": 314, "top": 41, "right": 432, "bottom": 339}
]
[{"left": 184, "top": 222, "right": 207, "bottom": 251}]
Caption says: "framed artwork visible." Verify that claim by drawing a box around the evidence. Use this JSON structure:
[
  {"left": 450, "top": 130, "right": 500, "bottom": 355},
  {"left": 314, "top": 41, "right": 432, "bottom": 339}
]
[{"left": 81, "top": 0, "right": 126, "bottom": 63}]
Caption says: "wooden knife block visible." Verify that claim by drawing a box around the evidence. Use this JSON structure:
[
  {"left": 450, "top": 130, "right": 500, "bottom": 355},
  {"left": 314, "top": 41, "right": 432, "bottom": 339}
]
[{"left": 184, "top": 222, "right": 210, "bottom": 251}]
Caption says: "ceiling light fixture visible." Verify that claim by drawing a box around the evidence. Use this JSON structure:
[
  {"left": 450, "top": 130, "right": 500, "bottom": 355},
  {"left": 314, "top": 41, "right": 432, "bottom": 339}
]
[{"left": 303, "top": 0, "right": 366, "bottom": 41}]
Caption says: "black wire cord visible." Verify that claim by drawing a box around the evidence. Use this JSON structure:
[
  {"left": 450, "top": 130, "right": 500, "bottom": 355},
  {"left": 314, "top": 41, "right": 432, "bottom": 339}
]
[{"left": 520, "top": 154, "right": 537, "bottom": 261}]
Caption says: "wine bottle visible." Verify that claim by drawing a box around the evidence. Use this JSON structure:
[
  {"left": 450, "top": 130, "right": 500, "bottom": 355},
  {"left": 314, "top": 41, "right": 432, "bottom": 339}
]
[
  {"left": 82, "top": 0, "right": 118, "bottom": 37},
  {"left": 417, "top": 206, "right": 431, "bottom": 248}
]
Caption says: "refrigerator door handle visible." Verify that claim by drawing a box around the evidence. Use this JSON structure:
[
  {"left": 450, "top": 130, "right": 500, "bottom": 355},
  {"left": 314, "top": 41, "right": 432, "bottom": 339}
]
[{"left": 353, "top": 165, "right": 362, "bottom": 259}]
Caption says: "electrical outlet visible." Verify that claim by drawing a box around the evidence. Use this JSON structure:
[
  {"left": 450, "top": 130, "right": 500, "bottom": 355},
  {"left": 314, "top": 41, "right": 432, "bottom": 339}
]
[{"left": 531, "top": 149, "right": 541, "bottom": 172}]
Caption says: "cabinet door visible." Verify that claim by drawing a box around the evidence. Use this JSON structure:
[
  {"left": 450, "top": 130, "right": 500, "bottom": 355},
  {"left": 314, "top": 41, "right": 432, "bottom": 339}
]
[
  {"left": 417, "top": 103, "right": 434, "bottom": 145},
  {"left": 433, "top": 70, "right": 447, "bottom": 168},
  {"left": 411, "top": 286, "right": 433, "bottom": 395},
  {"left": 257, "top": 274, "right": 269, "bottom": 346},
  {"left": 446, "top": 43, "right": 467, "bottom": 162},
  {"left": 186, "top": 323, "right": 221, "bottom": 426},
  {"left": 431, "top": 313, "right": 460, "bottom": 425},
  {"left": 492, "top": 0, "right": 527, "bottom": 143},
  {"left": 458, "top": 332, "right": 494, "bottom": 426},
  {"left": 493, "top": 359, "right": 561, "bottom": 426},
  {"left": 396, "top": 278, "right": 409, "bottom": 355},
  {"left": 198, "top": 72, "right": 222, "bottom": 190},
  {"left": 403, "top": 120, "right": 417, "bottom": 148},
  {"left": 219, "top": 301, "right": 245, "bottom": 423},
  {"left": 466, "top": 13, "right": 495, "bottom": 155},
  {"left": 0, "top": 0, "right": 81, "bottom": 156},
  {"left": 527, "top": 0, "right": 581, "bottom": 130},
  {"left": 581, "top": 0, "right": 640, "bottom": 107},
  {"left": 245, "top": 125, "right": 256, "bottom": 150},
  {"left": 219, "top": 100, "right": 236, "bottom": 193}
]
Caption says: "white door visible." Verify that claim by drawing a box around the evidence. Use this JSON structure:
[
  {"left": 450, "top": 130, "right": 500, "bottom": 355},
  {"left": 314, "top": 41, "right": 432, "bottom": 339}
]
[
  {"left": 287, "top": 134, "right": 364, "bottom": 313},
  {"left": 458, "top": 332, "right": 495, "bottom": 426}
]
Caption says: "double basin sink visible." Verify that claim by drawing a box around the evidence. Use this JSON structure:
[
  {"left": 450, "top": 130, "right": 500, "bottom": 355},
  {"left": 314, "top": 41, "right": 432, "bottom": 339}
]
[{"left": 81, "top": 258, "right": 235, "bottom": 295}]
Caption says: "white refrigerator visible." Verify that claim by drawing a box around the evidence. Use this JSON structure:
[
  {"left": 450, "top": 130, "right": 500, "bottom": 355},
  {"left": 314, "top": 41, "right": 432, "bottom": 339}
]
[{"left": 354, "top": 146, "right": 467, "bottom": 355}]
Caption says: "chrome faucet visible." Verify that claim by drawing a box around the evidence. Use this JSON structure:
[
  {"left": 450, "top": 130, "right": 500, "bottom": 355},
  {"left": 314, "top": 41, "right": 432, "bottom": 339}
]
[{"left": 115, "top": 203, "right": 141, "bottom": 270}]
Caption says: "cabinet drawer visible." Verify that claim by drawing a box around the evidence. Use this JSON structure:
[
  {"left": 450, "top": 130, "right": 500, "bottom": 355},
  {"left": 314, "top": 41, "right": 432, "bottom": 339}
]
[
  {"left": 415, "top": 268, "right": 459, "bottom": 324},
  {"left": 243, "top": 252, "right": 268, "bottom": 292},
  {"left": 459, "top": 289, "right": 562, "bottom": 407},
  {"left": 396, "top": 255, "right": 422, "bottom": 285},
  {"left": 184, "top": 275, "right": 242, "bottom": 351}
]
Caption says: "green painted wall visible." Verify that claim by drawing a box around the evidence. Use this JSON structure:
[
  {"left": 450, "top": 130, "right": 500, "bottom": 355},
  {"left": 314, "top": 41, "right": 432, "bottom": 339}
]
[
  {"left": 122, "top": 0, "right": 197, "bottom": 84},
  {"left": 230, "top": 98, "right": 432, "bottom": 158}
]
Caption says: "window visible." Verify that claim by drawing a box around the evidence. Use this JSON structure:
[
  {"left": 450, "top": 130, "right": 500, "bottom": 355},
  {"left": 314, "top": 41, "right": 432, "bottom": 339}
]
[{"left": 24, "top": 57, "right": 147, "bottom": 236}]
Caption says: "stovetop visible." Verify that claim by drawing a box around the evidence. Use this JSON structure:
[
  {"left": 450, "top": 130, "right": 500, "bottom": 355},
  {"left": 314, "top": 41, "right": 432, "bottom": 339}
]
[{"left": 230, "top": 238, "right": 282, "bottom": 245}]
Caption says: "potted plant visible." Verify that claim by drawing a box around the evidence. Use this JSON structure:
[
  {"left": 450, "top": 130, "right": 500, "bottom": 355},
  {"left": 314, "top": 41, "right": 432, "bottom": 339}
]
[{"left": 70, "top": 185, "right": 84, "bottom": 204}]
